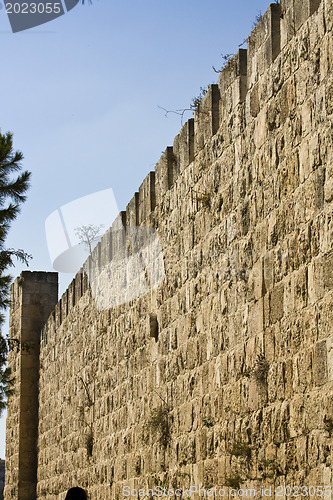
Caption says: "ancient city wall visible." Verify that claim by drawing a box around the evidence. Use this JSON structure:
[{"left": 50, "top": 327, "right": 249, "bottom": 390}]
[{"left": 5, "top": 0, "right": 333, "bottom": 498}]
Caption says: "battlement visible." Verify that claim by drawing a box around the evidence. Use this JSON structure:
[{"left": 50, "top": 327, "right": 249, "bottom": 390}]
[{"left": 37, "top": 0, "right": 326, "bottom": 338}]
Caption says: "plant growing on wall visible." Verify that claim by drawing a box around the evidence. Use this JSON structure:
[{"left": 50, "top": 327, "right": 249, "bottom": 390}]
[{"left": 0, "top": 130, "right": 31, "bottom": 415}]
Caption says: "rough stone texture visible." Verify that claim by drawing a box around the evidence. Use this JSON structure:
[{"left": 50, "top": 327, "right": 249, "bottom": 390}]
[
  {"left": 5, "top": 0, "right": 333, "bottom": 498},
  {"left": 4, "top": 273, "right": 58, "bottom": 500}
]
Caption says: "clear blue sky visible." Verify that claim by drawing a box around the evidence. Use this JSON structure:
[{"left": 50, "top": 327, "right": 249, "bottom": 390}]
[{"left": 0, "top": 0, "right": 275, "bottom": 458}]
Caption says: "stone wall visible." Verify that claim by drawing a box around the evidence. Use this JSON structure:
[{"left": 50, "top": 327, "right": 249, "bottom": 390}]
[{"left": 5, "top": 0, "right": 333, "bottom": 498}]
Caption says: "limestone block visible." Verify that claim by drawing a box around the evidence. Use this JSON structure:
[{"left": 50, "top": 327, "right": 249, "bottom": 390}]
[
  {"left": 304, "top": 168, "right": 325, "bottom": 222},
  {"left": 178, "top": 119, "right": 194, "bottom": 172},
  {"left": 5, "top": 1, "right": 333, "bottom": 496},
  {"left": 54, "top": 301, "right": 62, "bottom": 329},
  {"left": 302, "top": 305, "right": 319, "bottom": 346},
  {"left": 270, "top": 283, "right": 284, "bottom": 324},
  {"left": 248, "top": 259, "right": 264, "bottom": 302},
  {"left": 325, "top": 77, "right": 333, "bottom": 116},
  {"left": 293, "top": 348, "right": 313, "bottom": 393},
  {"left": 281, "top": 0, "right": 322, "bottom": 48},
  {"left": 264, "top": 325, "right": 277, "bottom": 366},
  {"left": 301, "top": 99, "right": 313, "bottom": 137},
  {"left": 263, "top": 250, "right": 275, "bottom": 294},
  {"left": 308, "top": 133, "right": 321, "bottom": 170}
]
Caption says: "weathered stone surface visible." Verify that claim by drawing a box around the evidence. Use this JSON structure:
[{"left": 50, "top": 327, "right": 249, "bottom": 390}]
[{"left": 5, "top": 0, "right": 333, "bottom": 498}]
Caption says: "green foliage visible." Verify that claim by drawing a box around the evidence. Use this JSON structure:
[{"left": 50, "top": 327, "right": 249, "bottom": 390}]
[{"left": 0, "top": 130, "right": 31, "bottom": 416}]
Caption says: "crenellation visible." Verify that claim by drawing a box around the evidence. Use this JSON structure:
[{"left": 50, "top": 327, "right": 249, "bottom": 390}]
[
  {"left": 90, "top": 240, "right": 102, "bottom": 283},
  {"left": 155, "top": 147, "right": 178, "bottom": 203},
  {"left": 177, "top": 119, "right": 194, "bottom": 171},
  {"left": 138, "top": 172, "right": 156, "bottom": 224},
  {"left": 5, "top": 1, "right": 333, "bottom": 498},
  {"left": 54, "top": 300, "right": 62, "bottom": 330},
  {"left": 74, "top": 269, "right": 84, "bottom": 304},
  {"left": 100, "top": 227, "right": 112, "bottom": 268},
  {"left": 247, "top": 4, "right": 281, "bottom": 91}
]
